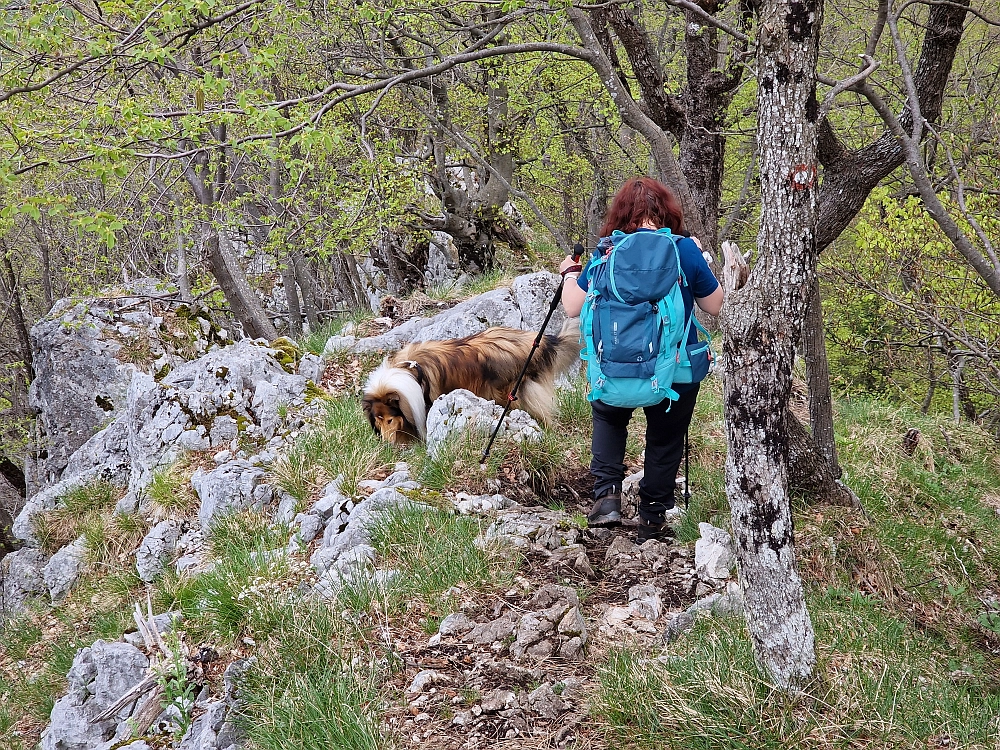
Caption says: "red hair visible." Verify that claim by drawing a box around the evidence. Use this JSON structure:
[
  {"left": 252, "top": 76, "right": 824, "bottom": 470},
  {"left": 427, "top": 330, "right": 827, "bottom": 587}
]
[{"left": 599, "top": 177, "right": 685, "bottom": 237}]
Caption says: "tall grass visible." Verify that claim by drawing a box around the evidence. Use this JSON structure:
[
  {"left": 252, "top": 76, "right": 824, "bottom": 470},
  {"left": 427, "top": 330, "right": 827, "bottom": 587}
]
[
  {"left": 146, "top": 459, "right": 199, "bottom": 515},
  {"left": 152, "top": 511, "right": 293, "bottom": 643},
  {"left": 234, "top": 602, "right": 387, "bottom": 750},
  {"left": 368, "top": 502, "right": 519, "bottom": 611},
  {"left": 595, "top": 589, "right": 1000, "bottom": 749},
  {"left": 32, "top": 480, "right": 123, "bottom": 553},
  {"left": 270, "top": 396, "right": 396, "bottom": 502}
]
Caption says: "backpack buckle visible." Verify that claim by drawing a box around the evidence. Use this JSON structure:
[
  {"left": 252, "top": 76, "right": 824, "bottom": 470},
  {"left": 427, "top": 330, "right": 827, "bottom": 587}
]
[{"left": 651, "top": 377, "right": 658, "bottom": 392}]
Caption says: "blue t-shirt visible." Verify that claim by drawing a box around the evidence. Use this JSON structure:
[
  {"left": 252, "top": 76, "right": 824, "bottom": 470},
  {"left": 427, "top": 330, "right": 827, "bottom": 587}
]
[{"left": 576, "top": 229, "right": 719, "bottom": 347}]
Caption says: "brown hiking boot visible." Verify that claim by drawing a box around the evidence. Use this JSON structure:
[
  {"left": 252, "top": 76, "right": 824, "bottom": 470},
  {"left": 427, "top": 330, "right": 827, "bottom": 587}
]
[
  {"left": 636, "top": 518, "right": 675, "bottom": 544},
  {"left": 587, "top": 493, "right": 622, "bottom": 527}
]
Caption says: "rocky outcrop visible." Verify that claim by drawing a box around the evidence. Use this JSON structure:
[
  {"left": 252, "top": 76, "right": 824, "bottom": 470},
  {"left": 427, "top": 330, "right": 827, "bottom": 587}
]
[
  {"left": 425, "top": 390, "right": 542, "bottom": 460},
  {"left": 0, "top": 547, "right": 47, "bottom": 616},
  {"left": 41, "top": 640, "right": 149, "bottom": 750},
  {"left": 310, "top": 483, "right": 416, "bottom": 597},
  {"left": 346, "top": 271, "right": 565, "bottom": 352},
  {"left": 192, "top": 461, "right": 273, "bottom": 530},
  {"left": 43, "top": 537, "right": 87, "bottom": 602},
  {"left": 27, "top": 286, "right": 229, "bottom": 493},
  {"left": 14, "top": 339, "right": 309, "bottom": 547},
  {"left": 136, "top": 521, "right": 183, "bottom": 583}
]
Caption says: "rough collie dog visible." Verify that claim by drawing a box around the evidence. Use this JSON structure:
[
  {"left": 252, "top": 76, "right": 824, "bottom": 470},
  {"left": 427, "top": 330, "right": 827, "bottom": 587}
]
[{"left": 363, "top": 319, "right": 580, "bottom": 444}]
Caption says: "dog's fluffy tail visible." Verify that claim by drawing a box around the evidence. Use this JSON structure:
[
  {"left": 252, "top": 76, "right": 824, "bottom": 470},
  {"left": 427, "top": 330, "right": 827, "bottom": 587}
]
[
  {"left": 553, "top": 317, "right": 581, "bottom": 375},
  {"left": 518, "top": 317, "right": 581, "bottom": 424}
]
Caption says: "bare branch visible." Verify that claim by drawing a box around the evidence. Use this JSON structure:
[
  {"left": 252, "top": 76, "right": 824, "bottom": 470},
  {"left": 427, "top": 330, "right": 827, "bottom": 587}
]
[
  {"left": 658, "top": 0, "right": 751, "bottom": 42},
  {"left": 817, "top": 54, "right": 880, "bottom": 121}
]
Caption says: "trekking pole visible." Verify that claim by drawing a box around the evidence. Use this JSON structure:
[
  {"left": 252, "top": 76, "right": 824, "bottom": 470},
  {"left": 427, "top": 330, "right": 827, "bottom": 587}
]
[
  {"left": 481, "top": 246, "right": 584, "bottom": 464},
  {"left": 683, "top": 428, "right": 691, "bottom": 509}
]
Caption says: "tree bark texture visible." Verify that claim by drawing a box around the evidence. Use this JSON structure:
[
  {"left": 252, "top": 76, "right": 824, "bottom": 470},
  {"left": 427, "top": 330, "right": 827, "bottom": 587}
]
[
  {"left": 721, "top": 0, "right": 821, "bottom": 689},
  {"left": 184, "top": 156, "right": 278, "bottom": 341},
  {"left": 2, "top": 254, "right": 35, "bottom": 381}
]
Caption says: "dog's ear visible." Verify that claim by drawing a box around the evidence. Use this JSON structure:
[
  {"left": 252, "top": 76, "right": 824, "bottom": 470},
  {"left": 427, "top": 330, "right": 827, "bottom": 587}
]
[
  {"left": 383, "top": 392, "right": 400, "bottom": 409},
  {"left": 361, "top": 397, "right": 378, "bottom": 434}
]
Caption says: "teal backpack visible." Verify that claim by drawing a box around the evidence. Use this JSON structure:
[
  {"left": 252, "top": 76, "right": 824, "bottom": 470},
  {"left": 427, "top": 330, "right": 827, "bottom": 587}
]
[{"left": 580, "top": 228, "right": 713, "bottom": 408}]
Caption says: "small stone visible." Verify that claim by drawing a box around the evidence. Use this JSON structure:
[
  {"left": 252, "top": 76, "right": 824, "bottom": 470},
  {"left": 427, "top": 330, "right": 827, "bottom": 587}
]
[
  {"left": 406, "top": 670, "right": 444, "bottom": 695},
  {"left": 438, "top": 612, "right": 475, "bottom": 637}
]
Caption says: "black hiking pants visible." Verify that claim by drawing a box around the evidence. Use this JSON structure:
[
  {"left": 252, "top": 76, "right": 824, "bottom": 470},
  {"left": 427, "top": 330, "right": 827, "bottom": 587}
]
[{"left": 590, "top": 384, "right": 700, "bottom": 524}]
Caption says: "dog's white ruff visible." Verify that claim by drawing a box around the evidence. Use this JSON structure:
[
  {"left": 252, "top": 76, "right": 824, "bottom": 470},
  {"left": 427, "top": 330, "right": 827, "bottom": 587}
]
[{"left": 365, "top": 361, "right": 428, "bottom": 439}]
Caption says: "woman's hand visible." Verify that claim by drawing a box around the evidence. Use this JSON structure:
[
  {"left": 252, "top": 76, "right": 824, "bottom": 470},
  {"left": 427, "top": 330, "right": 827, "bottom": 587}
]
[{"left": 559, "top": 255, "right": 578, "bottom": 273}]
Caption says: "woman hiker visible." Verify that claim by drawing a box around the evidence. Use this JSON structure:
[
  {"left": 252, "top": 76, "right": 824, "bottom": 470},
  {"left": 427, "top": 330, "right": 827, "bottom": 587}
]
[{"left": 560, "top": 177, "right": 724, "bottom": 543}]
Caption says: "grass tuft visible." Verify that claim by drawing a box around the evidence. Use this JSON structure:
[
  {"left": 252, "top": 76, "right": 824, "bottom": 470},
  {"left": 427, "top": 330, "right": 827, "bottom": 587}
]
[
  {"left": 271, "top": 396, "right": 395, "bottom": 502},
  {"left": 234, "top": 601, "right": 387, "bottom": 750},
  {"left": 368, "top": 502, "right": 519, "bottom": 611},
  {"left": 154, "top": 510, "right": 294, "bottom": 644},
  {"left": 32, "top": 480, "right": 123, "bottom": 554},
  {"left": 146, "top": 459, "right": 199, "bottom": 515}
]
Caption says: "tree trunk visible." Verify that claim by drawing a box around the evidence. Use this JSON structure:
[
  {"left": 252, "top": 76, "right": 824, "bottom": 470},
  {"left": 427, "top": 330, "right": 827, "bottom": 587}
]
[
  {"left": 202, "top": 222, "right": 278, "bottom": 341},
  {"left": 30, "top": 220, "right": 55, "bottom": 312},
  {"left": 184, "top": 153, "right": 277, "bottom": 341},
  {"left": 281, "top": 262, "right": 302, "bottom": 338},
  {"left": 721, "top": 0, "right": 821, "bottom": 689},
  {"left": 2, "top": 254, "right": 35, "bottom": 381},
  {"left": 292, "top": 254, "right": 320, "bottom": 329},
  {"left": 174, "top": 213, "right": 193, "bottom": 303},
  {"left": 802, "top": 275, "right": 839, "bottom": 474}
]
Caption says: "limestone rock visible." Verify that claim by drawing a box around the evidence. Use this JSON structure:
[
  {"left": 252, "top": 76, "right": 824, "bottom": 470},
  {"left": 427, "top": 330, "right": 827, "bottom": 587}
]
[
  {"left": 29, "top": 298, "right": 145, "bottom": 489},
  {"left": 425, "top": 390, "right": 540, "bottom": 460},
  {"left": 349, "top": 272, "right": 564, "bottom": 353},
  {"left": 1, "top": 547, "right": 47, "bottom": 616},
  {"left": 297, "top": 353, "right": 324, "bottom": 383},
  {"left": 438, "top": 612, "right": 476, "bottom": 637},
  {"left": 466, "top": 613, "right": 518, "bottom": 645},
  {"left": 176, "top": 700, "right": 229, "bottom": 750},
  {"left": 406, "top": 669, "right": 447, "bottom": 695},
  {"left": 41, "top": 640, "right": 149, "bottom": 750},
  {"left": 136, "top": 520, "right": 182, "bottom": 582},
  {"left": 424, "top": 231, "right": 463, "bottom": 288},
  {"left": 482, "top": 509, "right": 582, "bottom": 551},
  {"left": 694, "top": 522, "right": 734, "bottom": 581},
  {"left": 192, "top": 462, "right": 272, "bottom": 530},
  {"left": 44, "top": 538, "right": 87, "bottom": 602},
  {"left": 411, "top": 288, "right": 522, "bottom": 342},
  {"left": 323, "top": 335, "right": 357, "bottom": 355},
  {"left": 628, "top": 583, "right": 662, "bottom": 621},
  {"left": 526, "top": 682, "right": 569, "bottom": 720},
  {"left": 453, "top": 493, "right": 513, "bottom": 515},
  {"left": 510, "top": 584, "right": 587, "bottom": 661},
  {"left": 511, "top": 272, "right": 565, "bottom": 334}
]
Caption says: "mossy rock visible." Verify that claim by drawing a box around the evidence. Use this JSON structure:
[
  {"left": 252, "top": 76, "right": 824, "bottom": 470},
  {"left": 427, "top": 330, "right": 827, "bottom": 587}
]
[
  {"left": 304, "top": 381, "right": 332, "bottom": 402},
  {"left": 268, "top": 336, "right": 302, "bottom": 374}
]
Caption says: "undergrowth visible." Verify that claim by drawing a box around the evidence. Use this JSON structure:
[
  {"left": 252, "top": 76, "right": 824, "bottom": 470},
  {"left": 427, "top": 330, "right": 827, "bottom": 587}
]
[
  {"left": 366, "top": 502, "right": 520, "bottom": 613},
  {"left": 595, "top": 590, "right": 1000, "bottom": 749},
  {"left": 594, "top": 385, "right": 1000, "bottom": 749},
  {"left": 270, "top": 396, "right": 396, "bottom": 503}
]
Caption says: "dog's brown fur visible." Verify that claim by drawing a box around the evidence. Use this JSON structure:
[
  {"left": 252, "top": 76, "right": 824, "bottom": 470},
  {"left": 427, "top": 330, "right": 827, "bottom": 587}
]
[{"left": 362, "top": 320, "right": 579, "bottom": 444}]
